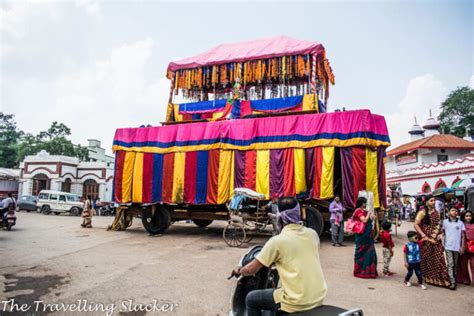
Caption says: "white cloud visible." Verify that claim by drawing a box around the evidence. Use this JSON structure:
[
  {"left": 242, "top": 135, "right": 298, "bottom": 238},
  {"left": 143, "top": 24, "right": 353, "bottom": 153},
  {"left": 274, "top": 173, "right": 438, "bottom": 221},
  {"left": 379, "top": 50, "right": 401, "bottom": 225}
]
[
  {"left": 2, "top": 38, "right": 170, "bottom": 154},
  {"left": 0, "top": 1, "right": 61, "bottom": 55},
  {"left": 75, "top": 0, "right": 101, "bottom": 19},
  {"left": 385, "top": 74, "right": 447, "bottom": 148},
  {"left": 470, "top": 75, "right": 474, "bottom": 89},
  {"left": 0, "top": 0, "right": 100, "bottom": 56}
]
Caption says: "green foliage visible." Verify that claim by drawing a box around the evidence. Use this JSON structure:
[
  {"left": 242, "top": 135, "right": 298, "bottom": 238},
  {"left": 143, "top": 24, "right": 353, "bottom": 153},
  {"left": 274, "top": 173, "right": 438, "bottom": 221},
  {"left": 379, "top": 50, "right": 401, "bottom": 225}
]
[
  {"left": 0, "top": 112, "right": 90, "bottom": 167},
  {"left": 0, "top": 113, "right": 23, "bottom": 168},
  {"left": 438, "top": 87, "right": 474, "bottom": 137}
]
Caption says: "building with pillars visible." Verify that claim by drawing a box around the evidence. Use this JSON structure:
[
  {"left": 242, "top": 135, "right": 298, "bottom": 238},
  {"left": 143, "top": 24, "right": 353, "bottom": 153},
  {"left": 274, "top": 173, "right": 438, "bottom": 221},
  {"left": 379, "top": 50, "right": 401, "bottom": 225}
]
[
  {"left": 386, "top": 112, "right": 474, "bottom": 195},
  {"left": 18, "top": 140, "right": 114, "bottom": 201}
]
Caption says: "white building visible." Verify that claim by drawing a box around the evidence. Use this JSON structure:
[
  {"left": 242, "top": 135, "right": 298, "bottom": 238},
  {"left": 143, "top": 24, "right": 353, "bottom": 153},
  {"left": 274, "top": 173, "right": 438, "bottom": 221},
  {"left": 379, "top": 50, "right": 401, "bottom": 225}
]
[
  {"left": 87, "top": 139, "right": 114, "bottom": 167},
  {"left": 18, "top": 149, "right": 114, "bottom": 201},
  {"left": 386, "top": 113, "right": 474, "bottom": 195}
]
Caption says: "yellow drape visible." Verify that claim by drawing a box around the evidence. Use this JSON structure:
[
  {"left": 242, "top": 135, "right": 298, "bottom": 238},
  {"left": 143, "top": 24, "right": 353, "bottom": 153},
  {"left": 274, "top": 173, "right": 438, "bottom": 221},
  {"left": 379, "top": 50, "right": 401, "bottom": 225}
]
[
  {"left": 320, "top": 147, "right": 334, "bottom": 199},
  {"left": 217, "top": 150, "right": 232, "bottom": 204},
  {"left": 173, "top": 104, "right": 184, "bottom": 122},
  {"left": 229, "top": 151, "right": 235, "bottom": 199},
  {"left": 294, "top": 148, "right": 307, "bottom": 194},
  {"left": 132, "top": 152, "right": 144, "bottom": 203},
  {"left": 172, "top": 152, "right": 185, "bottom": 203},
  {"left": 366, "top": 148, "right": 380, "bottom": 208},
  {"left": 166, "top": 102, "right": 174, "bottom": 122},
  {"left": 302, "top": 93, "right": 318, "bottom": 111},
  {"left": 256, "top": 150, "right": 270, "bottom": 199},
  {"left": 122, "top": 152, "right": 136, "bottom": 203}
]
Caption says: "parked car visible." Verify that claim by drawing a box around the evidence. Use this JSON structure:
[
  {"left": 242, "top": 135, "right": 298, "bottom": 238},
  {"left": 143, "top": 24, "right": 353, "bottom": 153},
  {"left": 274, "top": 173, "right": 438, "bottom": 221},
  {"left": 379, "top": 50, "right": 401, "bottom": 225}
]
[
  {"left": 17, "top": 195, "right": 38, "bottom": 212},
  {"left": 37, "top": 190, "right": 83, "bottom": 216}
]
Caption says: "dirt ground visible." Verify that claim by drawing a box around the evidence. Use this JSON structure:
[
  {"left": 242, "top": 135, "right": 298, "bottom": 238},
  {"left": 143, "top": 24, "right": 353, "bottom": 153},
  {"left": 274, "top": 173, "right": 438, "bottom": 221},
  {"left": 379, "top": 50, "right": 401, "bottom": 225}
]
[{"left": 1, "top": 212, "right": 473, "bottom": 316}]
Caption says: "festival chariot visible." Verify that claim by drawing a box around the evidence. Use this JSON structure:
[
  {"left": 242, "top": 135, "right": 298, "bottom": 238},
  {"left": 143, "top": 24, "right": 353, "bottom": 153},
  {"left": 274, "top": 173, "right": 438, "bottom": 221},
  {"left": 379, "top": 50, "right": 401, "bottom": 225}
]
[{"left": 109, "top": 36, "right": 390, "bottom": 238}]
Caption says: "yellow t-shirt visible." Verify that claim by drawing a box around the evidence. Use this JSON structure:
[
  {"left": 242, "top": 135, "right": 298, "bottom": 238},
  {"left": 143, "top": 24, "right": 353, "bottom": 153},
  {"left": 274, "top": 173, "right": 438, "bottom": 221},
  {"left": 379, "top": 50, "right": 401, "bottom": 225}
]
[{"left": 256, "top": 224, "right": 327, "bottom": 313}]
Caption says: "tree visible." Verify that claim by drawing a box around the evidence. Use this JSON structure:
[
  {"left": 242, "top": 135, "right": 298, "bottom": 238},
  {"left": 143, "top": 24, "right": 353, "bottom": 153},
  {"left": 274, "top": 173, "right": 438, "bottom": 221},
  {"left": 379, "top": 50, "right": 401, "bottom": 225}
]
[
  {"left": 0, "top": 113, "right": 23, "bottom": 168},
  {"left": 0, "top": 114, "right": 89, "bottom": 167},
  {"left": 16, "top": 123, "right": 89, "bottom": 164},
  {"left": 438, "top": 86, "right": 474, "bottom": 137}
]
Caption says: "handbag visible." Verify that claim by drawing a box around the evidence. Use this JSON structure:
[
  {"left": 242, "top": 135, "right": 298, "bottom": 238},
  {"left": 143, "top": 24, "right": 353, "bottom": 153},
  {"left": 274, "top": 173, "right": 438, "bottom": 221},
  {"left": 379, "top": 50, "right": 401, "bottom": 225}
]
[
  {"left": 344, "top": 216, "right": 366, "bottom": 235},
  {"left": 467, "top": 240, "right": 474, "bottom": 254}
]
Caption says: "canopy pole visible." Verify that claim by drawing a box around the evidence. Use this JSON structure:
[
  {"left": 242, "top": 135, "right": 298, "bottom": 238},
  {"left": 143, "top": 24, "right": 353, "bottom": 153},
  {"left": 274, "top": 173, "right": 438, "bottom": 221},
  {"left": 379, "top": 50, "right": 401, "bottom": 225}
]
[{"left": 311, "top": 54, "right": 317, "bottom": 94}]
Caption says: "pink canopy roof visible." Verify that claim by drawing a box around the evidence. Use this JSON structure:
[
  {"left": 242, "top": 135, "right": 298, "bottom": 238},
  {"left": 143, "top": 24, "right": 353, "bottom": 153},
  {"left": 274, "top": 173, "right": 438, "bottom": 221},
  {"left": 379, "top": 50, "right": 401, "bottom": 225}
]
[{"left": 167, "top": 36, "right": 325, "bottom": 74}]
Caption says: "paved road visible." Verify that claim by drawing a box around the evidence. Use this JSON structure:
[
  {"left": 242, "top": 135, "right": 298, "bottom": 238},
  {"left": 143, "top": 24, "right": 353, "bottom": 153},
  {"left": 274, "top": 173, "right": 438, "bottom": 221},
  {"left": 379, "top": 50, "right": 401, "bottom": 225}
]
[{"left": 1, "top": 212, "right": 473, "bottom": 315}]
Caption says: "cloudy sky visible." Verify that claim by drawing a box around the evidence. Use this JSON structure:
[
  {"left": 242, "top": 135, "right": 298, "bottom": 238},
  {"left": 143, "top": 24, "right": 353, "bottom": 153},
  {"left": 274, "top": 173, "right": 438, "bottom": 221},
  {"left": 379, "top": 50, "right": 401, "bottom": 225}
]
[{"left": 1, "top": 0, "right": 472, "bottom": 155}]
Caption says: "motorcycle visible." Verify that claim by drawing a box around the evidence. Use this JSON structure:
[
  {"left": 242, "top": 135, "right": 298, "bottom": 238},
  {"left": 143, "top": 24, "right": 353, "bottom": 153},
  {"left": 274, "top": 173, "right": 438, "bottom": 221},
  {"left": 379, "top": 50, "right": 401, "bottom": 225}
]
[
  {"left": 228, "top": 246, "right": 363, "bottom": 316},
  {"left": 98, "top": 204, "right": 115, "bottom": 216},
  {"left": 96, "top": 202, "right": 115, "bottom": 216},
  {"left": 1, "top": 208, "right": 17, "bottom": 231}
]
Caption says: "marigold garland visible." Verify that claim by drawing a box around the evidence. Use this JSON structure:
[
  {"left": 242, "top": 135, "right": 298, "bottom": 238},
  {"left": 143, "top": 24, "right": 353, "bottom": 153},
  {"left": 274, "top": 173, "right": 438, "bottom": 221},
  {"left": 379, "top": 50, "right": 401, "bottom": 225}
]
[{"left": 169, "top": 54, "right": 334, "bottom": 99}]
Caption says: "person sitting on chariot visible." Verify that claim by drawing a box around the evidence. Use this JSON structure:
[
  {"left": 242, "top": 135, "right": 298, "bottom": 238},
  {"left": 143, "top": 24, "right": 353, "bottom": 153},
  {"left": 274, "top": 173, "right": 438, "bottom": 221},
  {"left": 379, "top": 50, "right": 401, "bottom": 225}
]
[
  {"left": 263, "top": 194, "right": 280, "bottom": 234},
  {"left": 232, "top": 197, "right": 327, "bottom": 315}
]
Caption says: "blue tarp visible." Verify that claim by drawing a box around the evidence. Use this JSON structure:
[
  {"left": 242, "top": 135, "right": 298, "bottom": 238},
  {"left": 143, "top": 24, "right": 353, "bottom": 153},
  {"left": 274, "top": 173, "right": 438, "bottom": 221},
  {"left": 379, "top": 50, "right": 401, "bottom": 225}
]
[
  {"left": 250, "top": 95, "right": 303, "bottom": 112},
  {"left": 179, "top": 99, "right": 227, "bottom": 114}
]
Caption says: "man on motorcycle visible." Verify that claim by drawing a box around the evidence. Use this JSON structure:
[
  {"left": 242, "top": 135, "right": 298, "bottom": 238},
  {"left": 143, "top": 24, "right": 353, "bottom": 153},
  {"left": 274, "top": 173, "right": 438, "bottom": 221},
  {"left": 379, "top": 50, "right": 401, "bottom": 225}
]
[
  {"left": 1, "top": 193, "right": 15, "bottom": 214},
  {"left": 232, "top": 197, "right": 327, "bottom": 315}
]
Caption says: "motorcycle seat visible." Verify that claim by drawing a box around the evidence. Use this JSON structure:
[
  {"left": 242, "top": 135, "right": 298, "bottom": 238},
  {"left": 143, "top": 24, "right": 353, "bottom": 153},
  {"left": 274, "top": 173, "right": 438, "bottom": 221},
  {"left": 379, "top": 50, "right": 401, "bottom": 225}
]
[{"left": 277, "top": 305, "right": 363, "bottom": 316}]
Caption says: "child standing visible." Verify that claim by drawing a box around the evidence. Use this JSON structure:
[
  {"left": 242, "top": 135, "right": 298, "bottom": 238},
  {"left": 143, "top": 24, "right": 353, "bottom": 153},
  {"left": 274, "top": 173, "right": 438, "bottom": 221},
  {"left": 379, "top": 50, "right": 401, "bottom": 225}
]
[
  {"left": 442, "top": 207, "right": 466, "bottom": 290},
  {"left": 380, "top": 221, "right": 395, "bottom": 276},
  {"left": 403, "top": 231, "right": 427, "bottom": 289}
]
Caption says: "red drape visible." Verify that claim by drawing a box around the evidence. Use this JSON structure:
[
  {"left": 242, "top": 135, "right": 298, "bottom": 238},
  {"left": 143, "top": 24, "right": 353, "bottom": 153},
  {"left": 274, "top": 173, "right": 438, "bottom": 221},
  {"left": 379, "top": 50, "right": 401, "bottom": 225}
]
[
  {"left": 206, "top": 149, "right": 220, "bottom": 204},
  {"left": 162, "top": 153, "right": 175, "bottom": 203},
  {"left": 312, "top": 147, "right": 323, "bottom": 198},
  {"left": 114, "top": 151, "right": 126, "bottom": 202},
  {"left": 352, "top": 147, "right": 367, "bottom": 205},
  {"left": 283, "top": 149, "right": 296, "bottom": 196},
  {"left": 244, "top": 150, "right": 257, "bottom": 191},
  {"left": 142, "top": 153, "right": 154, "bottom": 203},
  {"left": 184, "top": 151, "right": 197, "bottom": 204}
]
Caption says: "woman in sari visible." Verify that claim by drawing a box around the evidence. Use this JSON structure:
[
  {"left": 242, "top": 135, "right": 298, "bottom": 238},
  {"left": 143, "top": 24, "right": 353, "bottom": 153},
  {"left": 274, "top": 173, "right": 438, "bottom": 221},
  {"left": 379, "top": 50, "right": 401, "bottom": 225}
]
[
  {"left": 414, "top": 195, "right": 450, "bottom": 288},
  {"left": 81, "top": 196, "right": 93, "bottom": 228},
  {"left": 353, "top": 197, "right": 378, "bottom": 278}
]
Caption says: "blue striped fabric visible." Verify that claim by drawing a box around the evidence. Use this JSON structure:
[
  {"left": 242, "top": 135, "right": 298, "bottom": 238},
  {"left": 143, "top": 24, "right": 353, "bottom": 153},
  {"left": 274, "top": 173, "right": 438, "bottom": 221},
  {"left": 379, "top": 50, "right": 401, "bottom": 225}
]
[
  {"left": 152, "top": 153, "right": 164, "bottom": 201},
  {"left": 195, "top": 151, "right": 209, "bottom": 203},
  {"left": 113, "top": 131, "right": 391, "bottom": 150}
]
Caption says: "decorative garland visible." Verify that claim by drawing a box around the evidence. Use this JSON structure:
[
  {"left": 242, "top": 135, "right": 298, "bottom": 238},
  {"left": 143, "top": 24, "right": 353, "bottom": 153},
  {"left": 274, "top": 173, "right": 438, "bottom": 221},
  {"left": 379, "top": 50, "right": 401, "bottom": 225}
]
[{"left": 171, "top": 54, "right": 334, "bottom": 93}]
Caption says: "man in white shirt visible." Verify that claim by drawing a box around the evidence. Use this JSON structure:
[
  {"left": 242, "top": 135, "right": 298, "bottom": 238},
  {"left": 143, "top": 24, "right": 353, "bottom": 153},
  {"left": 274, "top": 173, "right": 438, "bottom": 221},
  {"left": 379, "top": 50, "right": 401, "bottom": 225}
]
[{"left": 442, "top": 207, "right": 466, "bottom": 290}]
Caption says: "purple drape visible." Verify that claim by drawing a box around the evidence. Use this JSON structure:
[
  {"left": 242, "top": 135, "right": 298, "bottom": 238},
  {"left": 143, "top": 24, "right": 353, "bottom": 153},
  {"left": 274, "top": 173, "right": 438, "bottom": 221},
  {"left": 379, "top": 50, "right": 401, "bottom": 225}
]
[
  {"left": 377, "top": 147, "right": 387, "bottom": 208},
  {"left": 305, "top": 148, "right": 315, "bottom": 196},
  {"left": 341, "top": 148, "right": 355, "bottom": 209},
  {"left": 234, "top": 150, "right": 246, "bottom": 189},
  {"left": 270, "top": 149, "right": 284, "bottom": 197}
]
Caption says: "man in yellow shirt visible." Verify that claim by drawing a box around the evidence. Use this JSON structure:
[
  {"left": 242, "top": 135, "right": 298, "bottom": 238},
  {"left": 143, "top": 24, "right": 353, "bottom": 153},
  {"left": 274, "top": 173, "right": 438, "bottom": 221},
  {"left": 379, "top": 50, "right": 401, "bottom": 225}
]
[{"left": 232, "top": 197, "right": 327, "bottom": 315}]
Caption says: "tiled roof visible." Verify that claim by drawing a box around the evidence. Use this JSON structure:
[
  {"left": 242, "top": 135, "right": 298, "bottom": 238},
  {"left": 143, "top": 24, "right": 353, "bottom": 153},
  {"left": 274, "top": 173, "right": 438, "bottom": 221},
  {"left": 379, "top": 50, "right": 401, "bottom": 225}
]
[
  {"left": 387, "top": 134, "right": 474, "bottom": 157},
  {"left": 386, "top": 156, "right": 474, "bottom": 181}
]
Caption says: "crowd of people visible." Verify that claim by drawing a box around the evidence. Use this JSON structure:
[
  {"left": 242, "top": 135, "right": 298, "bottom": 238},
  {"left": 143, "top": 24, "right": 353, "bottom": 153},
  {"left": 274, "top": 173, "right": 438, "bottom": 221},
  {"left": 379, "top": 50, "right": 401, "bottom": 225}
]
[
  {"left": 350, "top": 194, "right": 473, "bottom": 291},
  {"left": 233, "top": 193, "right": 474, "bottom": 315}
]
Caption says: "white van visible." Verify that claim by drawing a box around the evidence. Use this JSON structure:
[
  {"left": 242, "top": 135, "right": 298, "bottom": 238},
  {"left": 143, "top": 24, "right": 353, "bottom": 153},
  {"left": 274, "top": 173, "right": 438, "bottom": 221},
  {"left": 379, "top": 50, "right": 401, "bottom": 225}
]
[{"left": 37, "top": 190, "right": 83, "bottom": 216}]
